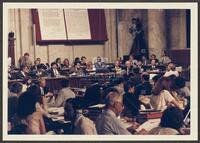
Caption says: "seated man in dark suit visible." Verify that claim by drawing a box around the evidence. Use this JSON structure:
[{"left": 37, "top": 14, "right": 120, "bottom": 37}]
[
  {"left": 55, "top": 58, "right": 63, "bottom": 70},
  {"left": 16, "top": 65, "right": 29, "bottom": 79},
  {"left": 49, "top": 62, "right": 60, "bottom": 77},
  {"left": 35, "top": 64, "right": 48, "bottom": 77}
]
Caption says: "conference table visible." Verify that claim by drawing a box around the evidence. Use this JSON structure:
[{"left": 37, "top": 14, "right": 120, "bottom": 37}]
[
  {"left": 8, "top": 66, "right": 171, "bottom": 99},
  {"left": 8, "top": 76, "right": 92, "bottom": 91},
  {"left": 8, "top": 73, "right": 117, "bottom": 92}
]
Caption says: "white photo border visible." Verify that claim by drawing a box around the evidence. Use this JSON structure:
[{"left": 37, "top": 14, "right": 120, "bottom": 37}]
[{"left": 3, "top": 2, "right": 198, "bottom": 141}]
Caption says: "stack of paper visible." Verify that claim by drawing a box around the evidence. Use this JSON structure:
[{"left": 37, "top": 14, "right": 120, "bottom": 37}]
[{"left": 135, "top": 119, "right": 160, "bottom": 132}]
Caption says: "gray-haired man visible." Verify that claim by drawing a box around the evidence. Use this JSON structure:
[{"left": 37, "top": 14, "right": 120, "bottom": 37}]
[{"left": 95, "top": 88, "right": 131, "bottom": 135}]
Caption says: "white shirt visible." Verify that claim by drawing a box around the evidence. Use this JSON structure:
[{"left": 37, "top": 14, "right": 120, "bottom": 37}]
[
  {"left": 150, "top": 90, "right": 175, "bottom": 112},
  {"left": 74, "top": 115, "right": 97, "bottom": 134},
  {"left": 53, "top": 68, "right": 60, "bottom": 76},
  {"left": 21, "top": 71, "right": 26, "bottom": 77},
  {"left": 40, "top": 87, "right": 44, "bottom": 96},
  {"left": 95, "top": 109, "right": 131, "bottom": 135},
  {"left": 164, "top": 70, "right": 179, "bottom": 77},
  {"left": 49, "top": 87, "right": 76, "bottom": 107},
  {"left": 21, "top": 84, "right": 28, "bottom": 93},
  {"left": 149, "top": 127, "right": 179, "bottom": 135}
]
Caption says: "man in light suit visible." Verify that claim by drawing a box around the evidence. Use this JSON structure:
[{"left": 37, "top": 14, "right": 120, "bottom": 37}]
[
  {"left": 51, "top": 79, "right": 76, "bottom": 107},
  {"left": 18, "top": 52, "right": 33, "bottom": 68},
  {"left": 94, "top": 56, "right": 107, "bottom": 70}
]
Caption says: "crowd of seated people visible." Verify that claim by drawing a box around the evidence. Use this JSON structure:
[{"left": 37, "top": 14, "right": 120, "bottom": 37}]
[
  {"left": 9, "top": 52, "right": 175, "bottom": 81},
  {"left": 8, "top": 52, "right": 190, "bottom": 135}
]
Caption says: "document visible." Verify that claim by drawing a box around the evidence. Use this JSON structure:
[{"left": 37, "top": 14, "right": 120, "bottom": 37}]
[
  {"left": 64, "top": 9, "right": 91, "bottom": 40},
  {"left": 38, "top": 9, "right": 67, "bottom": 40}
]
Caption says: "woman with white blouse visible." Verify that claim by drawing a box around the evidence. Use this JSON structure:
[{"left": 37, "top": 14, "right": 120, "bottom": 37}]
[{"left": 150, "top": 77, "right": 183, "bottom": 112}]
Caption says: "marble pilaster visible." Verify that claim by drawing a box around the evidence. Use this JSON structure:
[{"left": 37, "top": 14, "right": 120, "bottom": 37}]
[{"left": 148, "top": 9, "right": 166, "bottom": 60}]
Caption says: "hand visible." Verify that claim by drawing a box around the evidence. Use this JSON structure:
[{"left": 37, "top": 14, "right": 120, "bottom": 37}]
[
  {"left": 127, "top": 122, "right": 140, "bottom": 130},
  {"left": 127, "top": 123, "right": 140, "bottom": 134}
]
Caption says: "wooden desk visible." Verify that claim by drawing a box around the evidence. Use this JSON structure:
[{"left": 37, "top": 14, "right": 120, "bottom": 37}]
[{"left": 8, "top": 75, "right": 113, "bottom": 92}]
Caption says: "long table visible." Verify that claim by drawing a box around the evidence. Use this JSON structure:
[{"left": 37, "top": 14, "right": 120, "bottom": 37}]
[
  {"left": 8, "top": 74, "right": 115, "bottom": 92},
  {"left": 8, "top": 68, "right": 168, "bottom": 92},
  {"left": 8, "top": 76, "right": 89, "bottom": 91}
]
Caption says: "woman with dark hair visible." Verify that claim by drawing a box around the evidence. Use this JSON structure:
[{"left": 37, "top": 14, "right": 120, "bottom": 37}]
[
  {"left": 62, "top": 58, "right": 70, "bottom": 69},
  {"left": 149, "top": 107, "right": 184, "bottom": 135},
  {"left": 123, "top": 81, "right": 141, "bottom": 117},
  {"left": 149, "top": 54, "right": 159, "bottom": 67},
  {"left": 27, "top": 85, "right": 51, "bottom": 118},
  {"left": 64, "top": 99, "right": 97, "bottom": 134},
  {"left": 8, "top": 82, "right": 23, "bottom": 132},
  {"left": 151, "top": 74, "right": 162, "bottom": 87},
  {"left": 17, "top": 91, "right": 46, "bottom": 134},
  {"left": 150, "top": 77, "right": 182, "bottom": 111}
]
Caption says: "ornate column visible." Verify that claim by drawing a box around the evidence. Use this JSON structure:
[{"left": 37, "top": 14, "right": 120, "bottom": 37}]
[
  {"left": 148, "top": 9, "right": 166, "bottom": 60},
  {"left": 104, "top": 9, "right": 117, "bottom": 62}
]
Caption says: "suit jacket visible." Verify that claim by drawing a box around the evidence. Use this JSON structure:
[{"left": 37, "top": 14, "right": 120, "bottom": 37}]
[
  {"left": 16, "top": 71, "right": 26, "bottom": 79},
  {"left": 125, "top": 66, "right": 134, "bottom": 75},
  {"left": 74, "top": 115, "right": 97, "bottom": 134},
  {"left": 49, "top": 68, "right": 60, "bottom": 77},
  {"left": 123, "top": 92, "right": 141, "bottom": 117},
  {"left": 94, "top": 62, "right": 106, "bottom": 70},
  {"left": 31, "top": 65, "right": 37, "bottom": 71}
]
